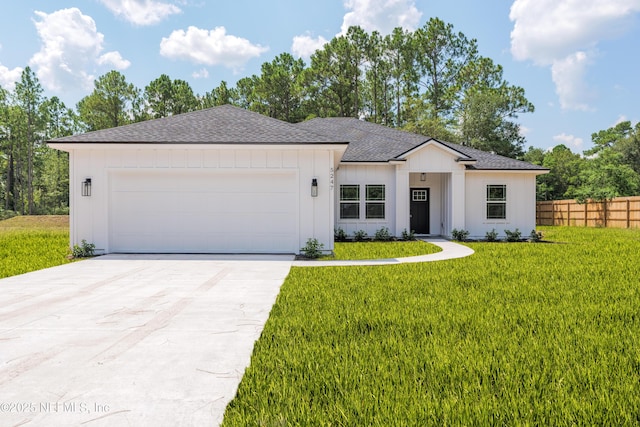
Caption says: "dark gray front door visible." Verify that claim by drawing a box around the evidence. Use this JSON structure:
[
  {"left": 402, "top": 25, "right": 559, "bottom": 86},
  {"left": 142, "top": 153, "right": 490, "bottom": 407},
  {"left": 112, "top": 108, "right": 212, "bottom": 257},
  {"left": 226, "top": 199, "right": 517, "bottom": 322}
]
[{"left": 410, "top": 188, "right": 430, "bottom": 234}]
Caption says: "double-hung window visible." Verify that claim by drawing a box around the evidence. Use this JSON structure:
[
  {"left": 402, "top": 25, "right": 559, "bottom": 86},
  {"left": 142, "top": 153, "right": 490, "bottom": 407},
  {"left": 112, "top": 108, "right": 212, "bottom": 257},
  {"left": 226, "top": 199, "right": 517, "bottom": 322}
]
[
  {"left": 340, "top": 185, "right": 360, "bottom": 219},
  {"left": 365, "top": 185, "right": 385, "bottom": 219},
  {"left": 339, "top": 184, "right": 386, "bottom": 220},
  {"left": 486, "top": 184, "right": 506, "bottom": 219}
]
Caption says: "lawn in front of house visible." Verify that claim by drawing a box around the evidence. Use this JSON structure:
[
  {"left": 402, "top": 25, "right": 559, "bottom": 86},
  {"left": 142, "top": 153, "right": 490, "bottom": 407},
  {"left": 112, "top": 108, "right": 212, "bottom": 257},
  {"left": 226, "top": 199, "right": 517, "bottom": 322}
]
[
  {"left": 0, "top": 216, "right": 71, "bottom": 279},
  {"left": 330, "top": 240, "right": 442, "bottom": 260},
  {"left": 223, "top": 226, "right": 640, "bottom": 426}
]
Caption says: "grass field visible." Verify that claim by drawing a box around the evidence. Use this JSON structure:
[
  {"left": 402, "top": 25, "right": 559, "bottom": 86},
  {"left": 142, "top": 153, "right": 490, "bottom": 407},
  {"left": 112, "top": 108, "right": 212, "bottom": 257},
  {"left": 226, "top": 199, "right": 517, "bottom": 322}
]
[
  {"left": 223, "top": 227, "right": 640, "bottom": 426},
  {"left": 330, "top": 240, "right": 442, "bottom": 260},
  {"left": 0, "top": 215, "right": 71, "bottom": 279}
]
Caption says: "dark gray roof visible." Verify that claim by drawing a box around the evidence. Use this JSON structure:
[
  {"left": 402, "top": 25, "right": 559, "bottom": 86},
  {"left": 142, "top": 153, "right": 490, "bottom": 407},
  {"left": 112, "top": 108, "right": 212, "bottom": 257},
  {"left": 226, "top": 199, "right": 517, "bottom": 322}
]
[
  {"left": 50, "top": 104, "right": 345, "bottom": 145},
  {"left": 297, "top": 117, "right": 547, "bottom": 171},
  {"left": 297, "top": 117, "right": 426, "bottom": 162}
]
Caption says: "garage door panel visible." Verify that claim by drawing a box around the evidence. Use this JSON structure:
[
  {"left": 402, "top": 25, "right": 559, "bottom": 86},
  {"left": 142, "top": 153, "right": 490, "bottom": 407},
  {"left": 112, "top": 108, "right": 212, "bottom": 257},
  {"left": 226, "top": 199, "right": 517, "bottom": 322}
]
[{"left": 109, "top": 170, "right": 298, "bottom": 253}]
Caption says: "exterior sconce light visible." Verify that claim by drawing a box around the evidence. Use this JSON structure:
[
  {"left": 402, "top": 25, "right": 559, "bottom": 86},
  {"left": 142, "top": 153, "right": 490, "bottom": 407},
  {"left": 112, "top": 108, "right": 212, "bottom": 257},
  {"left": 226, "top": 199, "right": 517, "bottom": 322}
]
[
  {"left": 82, "top": 178, "right": 92, "bottom": 197},
  {"left": 420, "top": 173, "right": 426, "bottom": 182},
  {"left": 311, "top": 178, "right": 318, "bottom": 197}
]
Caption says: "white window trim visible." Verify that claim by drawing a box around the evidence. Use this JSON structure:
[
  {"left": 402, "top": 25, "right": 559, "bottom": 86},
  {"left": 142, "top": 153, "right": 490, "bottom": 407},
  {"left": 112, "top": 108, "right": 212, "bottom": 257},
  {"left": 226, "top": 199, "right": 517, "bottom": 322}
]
[{"left": 486, "top": 184, "right": 507, "bottom": 222}]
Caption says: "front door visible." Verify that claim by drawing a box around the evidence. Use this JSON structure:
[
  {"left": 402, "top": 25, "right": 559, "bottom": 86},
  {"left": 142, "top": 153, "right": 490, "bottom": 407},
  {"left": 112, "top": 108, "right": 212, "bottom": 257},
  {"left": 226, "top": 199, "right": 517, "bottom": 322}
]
[{"left": 410, "top": 188, "right": 430, "bottom": 234}]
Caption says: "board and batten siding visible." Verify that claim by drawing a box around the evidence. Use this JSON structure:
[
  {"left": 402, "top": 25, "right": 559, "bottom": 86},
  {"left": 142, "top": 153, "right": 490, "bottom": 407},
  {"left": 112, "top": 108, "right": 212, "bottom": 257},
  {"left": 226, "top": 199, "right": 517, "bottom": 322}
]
[
  {"left": 464, "top": 171, "right": 538, "bottom": 239},
  {"left": 68, "top": 146, "right": 337, "bottom": 254},
  {"left": 334, "top": 164, "right": 396, "bottom": 236}
]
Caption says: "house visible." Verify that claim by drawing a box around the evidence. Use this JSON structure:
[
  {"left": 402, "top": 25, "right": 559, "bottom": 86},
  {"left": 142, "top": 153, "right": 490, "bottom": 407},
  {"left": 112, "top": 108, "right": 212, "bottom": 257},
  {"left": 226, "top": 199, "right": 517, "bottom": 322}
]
[{"left": 49, "top": 105, "right": 548, "bottom": 254}]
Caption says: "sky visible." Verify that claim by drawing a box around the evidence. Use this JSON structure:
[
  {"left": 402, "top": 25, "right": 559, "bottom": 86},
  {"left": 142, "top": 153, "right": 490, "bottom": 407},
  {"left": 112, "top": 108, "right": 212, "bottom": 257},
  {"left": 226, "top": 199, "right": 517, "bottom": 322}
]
[{"left": 1, "top": 0, "right": 639, "bottom": 153}]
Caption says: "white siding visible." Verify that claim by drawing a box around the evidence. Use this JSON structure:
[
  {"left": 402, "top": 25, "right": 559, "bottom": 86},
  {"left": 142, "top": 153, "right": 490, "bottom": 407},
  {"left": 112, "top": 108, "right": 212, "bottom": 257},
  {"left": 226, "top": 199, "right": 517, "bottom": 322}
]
[
  {"left": 464, "top": 172, "right": 538, "bottom": 239},
  {"left": 335, "top": 164, "right": 396, "bottom": 236},
  {"left": 68, "top": 146, "right": 338, "bottom": 254}
]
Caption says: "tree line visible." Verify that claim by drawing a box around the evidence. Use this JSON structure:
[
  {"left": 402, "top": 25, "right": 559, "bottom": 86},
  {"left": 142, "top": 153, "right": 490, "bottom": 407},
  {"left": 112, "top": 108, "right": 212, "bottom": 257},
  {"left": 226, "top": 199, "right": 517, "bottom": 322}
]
[{"left": 0, "top": 18, "right": 638, "bottom": 216}]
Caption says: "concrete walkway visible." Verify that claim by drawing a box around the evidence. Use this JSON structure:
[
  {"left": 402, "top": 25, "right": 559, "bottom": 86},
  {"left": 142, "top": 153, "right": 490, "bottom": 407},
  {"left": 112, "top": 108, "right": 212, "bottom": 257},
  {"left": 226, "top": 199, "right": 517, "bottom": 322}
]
[{"left": 292, "top": 238, "right": 474, "bottom": 267}]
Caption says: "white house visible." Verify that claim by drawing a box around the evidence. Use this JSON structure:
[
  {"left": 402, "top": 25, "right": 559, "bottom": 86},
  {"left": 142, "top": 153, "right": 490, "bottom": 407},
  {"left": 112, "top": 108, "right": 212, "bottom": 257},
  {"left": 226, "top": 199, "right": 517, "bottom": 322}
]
[{"left": 49, "top": 105, "right": 547, "bottom": 254}]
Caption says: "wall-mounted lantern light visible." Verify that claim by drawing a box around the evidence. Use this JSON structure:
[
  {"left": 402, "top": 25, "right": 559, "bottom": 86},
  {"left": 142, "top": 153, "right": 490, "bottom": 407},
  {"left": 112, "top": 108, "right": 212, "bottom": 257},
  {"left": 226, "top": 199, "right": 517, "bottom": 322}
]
[
  {"left": 311, "top": 178, "right": 318, "bottom": 197},
  {"left": 420, "top": 173, "right": 427, "bottom": 182},
  {"left": 82, "top": 178, "right": 92, "bottom": 197}
]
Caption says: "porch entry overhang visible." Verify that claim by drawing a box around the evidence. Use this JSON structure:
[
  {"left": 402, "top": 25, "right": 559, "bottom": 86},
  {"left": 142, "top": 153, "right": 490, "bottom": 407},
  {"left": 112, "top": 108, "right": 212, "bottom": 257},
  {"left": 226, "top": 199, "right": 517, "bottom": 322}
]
[{"left": 405, "top": 172, "right": 458, "bottom": 237}]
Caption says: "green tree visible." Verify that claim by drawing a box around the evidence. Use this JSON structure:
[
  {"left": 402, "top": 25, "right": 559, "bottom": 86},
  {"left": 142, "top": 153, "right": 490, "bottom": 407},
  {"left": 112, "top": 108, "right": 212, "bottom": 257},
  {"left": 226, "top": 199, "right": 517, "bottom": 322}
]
[
  {"left": 144, "top": 75, "right": 199, "bottom": 118},
  {"left": 253, "top": 53, "right": 306, "bottom": 122},
  {"left": 77, "top": 70, "right": 138, "bottom": 130},
  {"left": 538, "top": 145, "right": 585, "bottom": 200},
  {"left": 384, "top": 27, "right": 418, "bottom": 127},
  {"left": 38, "top": 96, "right": 76, "bottom": 213},
  {"left": 574, "top": 148, "right": 640, "bottom": 202},
  {"left": 200, "top": 80, "right": 237, "bottom": 108},
  {"left": 303, "top": 31, "right": 361, "bottom": 118},
  {"left": 414, "top": 18, "right": 478, "bottom": 123},
  {"left": 13, "top": 67, "right": 45, "bottom": 214}
]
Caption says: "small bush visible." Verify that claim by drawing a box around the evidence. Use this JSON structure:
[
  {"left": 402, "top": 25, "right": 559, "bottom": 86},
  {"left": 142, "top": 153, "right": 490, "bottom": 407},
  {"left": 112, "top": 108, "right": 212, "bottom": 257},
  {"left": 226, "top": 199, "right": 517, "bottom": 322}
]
[
  {"left": 451, "top": 228, "right": 469, "bottom": 241},
  {"left": 529, "top": 229, "right": 543, "bottom": 242},
  {"left": 71, "top": 239, "right": 95, "bottom": 258},
  {"left": 401, "top": 228, "right": 416, "bottom": 241},
  {"left": 300, "top": 238, "right": 324, "bottom": 259},
  {"left": 485, "top": 228, "right": 499, "bottom": 242},
  {"left": 353, "top": 230, "right": 368, "bottom": 242},
  {"left": 334, "top": 227, "right": 348, "bottom": 242},
  {"left": 504, "top": 228, "right": 522, "bottom": 242},
  {"left": 373, "top": 227, "right": 392, "bottom": 241}
]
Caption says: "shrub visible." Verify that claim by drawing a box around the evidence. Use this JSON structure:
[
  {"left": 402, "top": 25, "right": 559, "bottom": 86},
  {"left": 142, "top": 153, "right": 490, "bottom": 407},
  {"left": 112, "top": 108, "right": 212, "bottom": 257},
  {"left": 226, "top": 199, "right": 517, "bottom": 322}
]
[
  {"left": 71, "top": 239, "right": 95, "bottom": 258},
  {"left": 334, "top": 227, "right": 348, "bottom": 242},
  {"left": 353, "top": 230, "right": 368, "bottom": 242},
  {"left": 300, "top": 238, "right": 324, "bottom": 259},
  {"left": 485, "top": 228, "right": 499, "bottom": 242},
  {"left": 529, "top": 229, "right": 543, "bottom": 242},
  {"left": 504, "top": 228, "right": 522, "bottom": 242},
  {"left": 401, "top": 228, "right": 416, "bottom": 241},
  {"left": 451, "top": 228, "right": 469, "bottom": 241},
  {"left": 373, "top": 227, "right": 392, "bottom": 241}
]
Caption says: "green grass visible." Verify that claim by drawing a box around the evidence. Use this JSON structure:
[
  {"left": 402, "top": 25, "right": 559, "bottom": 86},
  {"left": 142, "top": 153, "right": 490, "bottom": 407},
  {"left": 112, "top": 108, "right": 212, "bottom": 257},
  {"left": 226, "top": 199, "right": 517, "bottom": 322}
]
[
  {"left": 329, "top": 240, "right": 442, "bottom": 260},
  {"left": 223, "top": 227, "right": 640, "bottom": 426},
  {"left": 0, "top": 216, "right": 71, "bottom": 279}
]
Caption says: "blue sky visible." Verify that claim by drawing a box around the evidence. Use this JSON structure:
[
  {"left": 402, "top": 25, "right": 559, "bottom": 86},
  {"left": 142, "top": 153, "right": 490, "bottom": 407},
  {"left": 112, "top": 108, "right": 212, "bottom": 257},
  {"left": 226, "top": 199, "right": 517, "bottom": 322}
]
[{"left": 1, "top": 0, "right": 639, "bottom": 152}]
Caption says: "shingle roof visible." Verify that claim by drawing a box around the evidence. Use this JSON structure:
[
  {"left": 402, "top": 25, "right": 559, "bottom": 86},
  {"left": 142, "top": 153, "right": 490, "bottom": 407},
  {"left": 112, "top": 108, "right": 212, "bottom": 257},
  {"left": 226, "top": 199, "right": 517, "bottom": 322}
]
[
  {"left": 296, "top": 117, "right": 426, "bottom": 162},
  {"left": 296, "top": 117, "right": 547, "bottom": 171},
  {"left": 50, "top": 104, "right": 345, "bottom": 145}
]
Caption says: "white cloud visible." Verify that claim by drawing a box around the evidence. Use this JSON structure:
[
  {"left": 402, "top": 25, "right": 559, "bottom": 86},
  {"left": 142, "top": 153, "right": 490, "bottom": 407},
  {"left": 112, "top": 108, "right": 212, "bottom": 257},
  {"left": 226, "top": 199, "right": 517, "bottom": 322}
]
[
  {"left": 97, "top": 51, "right": 131, "bottom": 70},
  {"left": 291, "top": 34, "right": 328, "bottom": 58},
  {"left": 550, "top": 51, "right": 595, "bottom": 111},
  {"left": 192, "top": 68, "right": 209, "bottom": 79},
  {"left": 553, "top": 132, "right": 584, "bottom": 149},
  {"left": 340, "top": 0, "right": 422, "bottom": 35},
  {"left": 0, "top": 64, "right": 23, "bottom": 91},
  {"left": 510, "top": 0, "right": 640, "bottom": 110},
  {"left": 615, "top": 115, "right": 628, "bottom": 124},
  {"left": 98, "top": 0, "right": 181, "bottom": 26},
  {"left": 160, "top": 26, "right": 268, "bottom": 70},
  {"left": 29, "top": 8, "right": 130, "bottom": 92}
]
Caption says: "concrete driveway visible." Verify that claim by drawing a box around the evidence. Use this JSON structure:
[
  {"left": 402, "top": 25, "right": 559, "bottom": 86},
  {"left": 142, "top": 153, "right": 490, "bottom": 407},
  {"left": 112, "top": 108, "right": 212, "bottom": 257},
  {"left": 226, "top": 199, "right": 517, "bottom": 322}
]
[{"left": 0, "top": 254, "right": 293, "bottom": 426}]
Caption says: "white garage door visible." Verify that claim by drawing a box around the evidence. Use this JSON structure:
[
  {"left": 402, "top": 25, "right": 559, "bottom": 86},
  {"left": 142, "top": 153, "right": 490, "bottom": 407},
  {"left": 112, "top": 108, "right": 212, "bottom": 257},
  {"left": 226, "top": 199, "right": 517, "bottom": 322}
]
[{"left": 109, "top": 170, "right": 299, "bottom": 253}]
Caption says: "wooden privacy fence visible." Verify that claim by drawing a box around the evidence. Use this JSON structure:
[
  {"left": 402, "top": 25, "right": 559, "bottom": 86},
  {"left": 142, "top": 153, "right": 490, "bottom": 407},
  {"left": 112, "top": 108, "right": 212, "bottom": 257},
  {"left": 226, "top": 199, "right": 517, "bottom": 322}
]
[{"left": 537, "top": 196, "right": 640, "bottom": 228}]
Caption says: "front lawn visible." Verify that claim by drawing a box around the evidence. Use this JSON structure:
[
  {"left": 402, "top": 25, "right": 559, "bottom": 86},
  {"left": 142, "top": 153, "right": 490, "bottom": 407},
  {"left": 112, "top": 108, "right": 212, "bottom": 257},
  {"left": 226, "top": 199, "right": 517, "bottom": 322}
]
[
  {"left": 330, "top": 240, "right": 442, "bottom": 260},
  {"left": 0, "top": 215, "right": 71, "bottom": 279},
  {"left": 223, "top": 227, "right": 640, "bottom": 426}
]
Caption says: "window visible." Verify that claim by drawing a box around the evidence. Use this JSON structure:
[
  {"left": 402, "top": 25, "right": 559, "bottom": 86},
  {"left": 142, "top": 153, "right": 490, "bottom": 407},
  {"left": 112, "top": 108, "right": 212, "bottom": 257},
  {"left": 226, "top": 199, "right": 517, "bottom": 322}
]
[
  {"left": 486, "top": 184, "right": 506, "bottom": 219},
  {"left": 340, "top": 185, "right": 360, "bottom": 219},
  {"left": 412, "top": 189, "right": 427, "bottom": 201},
  {"left": 365, "top": 185, "right": 385, "bottom": 219}
]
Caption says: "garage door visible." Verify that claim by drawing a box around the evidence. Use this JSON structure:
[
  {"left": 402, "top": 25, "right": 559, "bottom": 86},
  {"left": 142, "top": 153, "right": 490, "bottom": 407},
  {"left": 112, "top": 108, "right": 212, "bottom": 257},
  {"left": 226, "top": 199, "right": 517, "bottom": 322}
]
[{"left": 109, "top": 170, "right": 299, "bottom": 253}]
